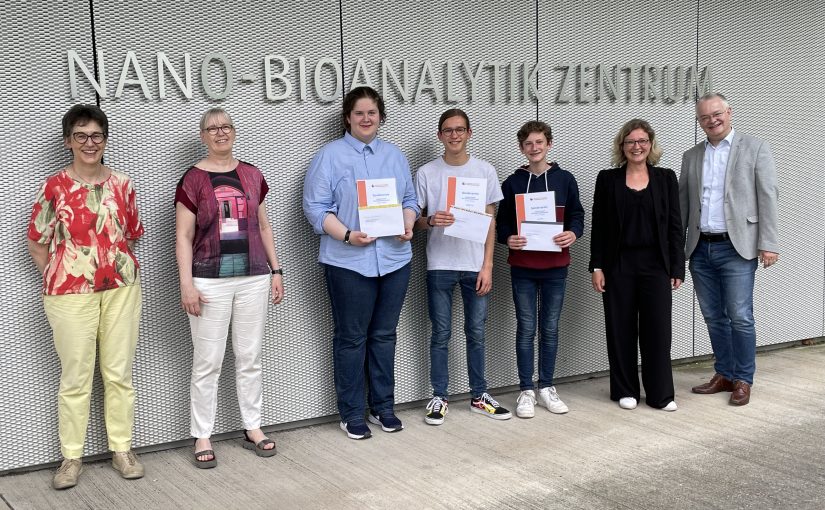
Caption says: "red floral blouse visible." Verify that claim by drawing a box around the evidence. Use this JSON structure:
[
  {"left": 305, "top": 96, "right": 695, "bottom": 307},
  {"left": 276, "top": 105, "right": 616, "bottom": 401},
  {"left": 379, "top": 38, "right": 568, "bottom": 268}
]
[{"left": 27, "top": 169, "right": 145, "bottom": 295}]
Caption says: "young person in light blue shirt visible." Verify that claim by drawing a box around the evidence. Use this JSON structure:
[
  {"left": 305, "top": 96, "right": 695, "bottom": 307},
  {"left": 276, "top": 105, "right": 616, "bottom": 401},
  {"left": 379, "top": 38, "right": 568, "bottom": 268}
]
[{"left": 303, "top": 86, "right": 419, "bottom": 440}]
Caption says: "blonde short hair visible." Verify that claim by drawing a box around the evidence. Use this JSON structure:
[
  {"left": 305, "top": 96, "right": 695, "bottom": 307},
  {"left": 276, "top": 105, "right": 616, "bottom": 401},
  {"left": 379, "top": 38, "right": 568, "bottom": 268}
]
[{"left": 199, "top": 107, "right": 233, "bottom": 131}]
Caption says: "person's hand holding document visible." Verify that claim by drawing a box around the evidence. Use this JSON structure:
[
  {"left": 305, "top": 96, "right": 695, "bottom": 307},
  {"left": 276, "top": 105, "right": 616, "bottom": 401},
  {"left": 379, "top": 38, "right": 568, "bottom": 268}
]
[
  {"left": 515, "top": 190, "right": 562, "bottom": 251},
  {"left": 444, "top": 206, "right": 492, "bottom": 244},
  {"left": 443, "top": 176, "right": 491, "bottom": 244},
  {"left": 520, "top": 221, "right": 563, "bottom": 251},
  {"left": 357, "top": 178, "right": 404, "bottom": 237}
]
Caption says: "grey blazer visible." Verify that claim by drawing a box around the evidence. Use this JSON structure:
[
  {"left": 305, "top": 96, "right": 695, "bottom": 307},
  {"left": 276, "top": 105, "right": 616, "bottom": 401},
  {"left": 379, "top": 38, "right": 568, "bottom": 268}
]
[{"left": 679, "top": 132, "right": 779, "bottom": 260}]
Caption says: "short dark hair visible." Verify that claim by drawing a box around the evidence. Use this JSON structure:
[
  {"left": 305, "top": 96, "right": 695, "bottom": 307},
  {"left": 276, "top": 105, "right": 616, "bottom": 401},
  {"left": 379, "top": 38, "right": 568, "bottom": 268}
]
[
  {"left": 341, "top": 86, "right": 386, "bottom": 132},
  {"left": 438, "top": 109, "right": 470, "bottom": 131},
  {"left": 62, "top": 104, "right": 108, "bottom": 139},
  {"left": 517, "top": 120, "right": 552, "bottom": 146}
]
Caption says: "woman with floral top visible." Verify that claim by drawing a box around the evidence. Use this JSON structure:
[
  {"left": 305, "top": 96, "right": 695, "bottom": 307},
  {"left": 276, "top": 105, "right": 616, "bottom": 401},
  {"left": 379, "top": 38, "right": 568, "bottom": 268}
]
[
  {"left": 27, "top": 104, "right": 145, "bottom": 490},
  {"left": 175, "top": 108, "right": 284, "bottom": 468}
]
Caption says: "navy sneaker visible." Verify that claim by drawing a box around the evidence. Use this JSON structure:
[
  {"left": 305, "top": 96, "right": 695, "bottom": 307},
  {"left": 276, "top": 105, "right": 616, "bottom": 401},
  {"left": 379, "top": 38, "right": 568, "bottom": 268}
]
[
  {"left": 367, "top": 412, "right": 404, "bottom": 432},
  {"left": 339, "top": 421, "right": 372, "bottom": 440}
]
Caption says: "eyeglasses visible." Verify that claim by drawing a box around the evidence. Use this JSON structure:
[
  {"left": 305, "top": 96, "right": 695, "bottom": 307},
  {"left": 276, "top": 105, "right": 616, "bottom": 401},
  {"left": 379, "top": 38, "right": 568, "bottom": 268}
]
[
  {"left": 697, "top": 111, "right": 727, "bottom": 123},
  {"left": 203, "top": 124, "right": 234, "bottom": 135},
  {"left": 623, "top": 139, "right": 650, "bottom": 147},
  {"left": 440, "top": 127, "right": 468, "bottom": 136},
  {"left": 72, "top": 132, "right": 106, "bottom": 144}
]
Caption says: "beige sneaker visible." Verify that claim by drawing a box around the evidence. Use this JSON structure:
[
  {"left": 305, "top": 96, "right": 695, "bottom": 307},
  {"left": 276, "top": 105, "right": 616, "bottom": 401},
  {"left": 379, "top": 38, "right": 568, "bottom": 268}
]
[
  {"left": 112, "top": 451, "right": 144, "bottom": 479},
  {"left": 53, "top": 458, "right": 83, "bottom": 490}
]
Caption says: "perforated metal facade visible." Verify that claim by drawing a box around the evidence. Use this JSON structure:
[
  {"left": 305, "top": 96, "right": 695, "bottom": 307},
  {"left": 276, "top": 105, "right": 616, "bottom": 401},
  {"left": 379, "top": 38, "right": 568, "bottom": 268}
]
[{"left": 1, "top": 0, "right": 822, "bottom": 471}]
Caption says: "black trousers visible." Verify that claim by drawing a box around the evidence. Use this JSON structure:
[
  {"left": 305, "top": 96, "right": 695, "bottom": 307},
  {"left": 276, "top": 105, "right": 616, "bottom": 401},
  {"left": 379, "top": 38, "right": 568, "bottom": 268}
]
[{"left": 602, "top": 248, "right": 675, "bottom": 408}]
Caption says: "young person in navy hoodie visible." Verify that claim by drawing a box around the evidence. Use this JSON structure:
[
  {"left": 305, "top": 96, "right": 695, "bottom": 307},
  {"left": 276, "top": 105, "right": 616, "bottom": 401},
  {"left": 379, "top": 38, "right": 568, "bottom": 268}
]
[{"left": 496, "top": 121, "right": 584, "bottom": 418}]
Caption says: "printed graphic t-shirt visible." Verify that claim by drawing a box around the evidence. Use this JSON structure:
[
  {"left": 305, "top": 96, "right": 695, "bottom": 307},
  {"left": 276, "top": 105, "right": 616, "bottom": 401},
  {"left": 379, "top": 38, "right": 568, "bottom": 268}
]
[{"left": 175, "top": 166, "right": 269, "bottom": 278}]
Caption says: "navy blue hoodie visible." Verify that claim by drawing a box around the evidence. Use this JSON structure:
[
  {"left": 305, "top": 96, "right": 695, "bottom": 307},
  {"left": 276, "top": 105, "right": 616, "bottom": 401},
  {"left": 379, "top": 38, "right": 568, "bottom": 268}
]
[{"left": 496, "top": 163, "right": 585, "bottom": 276}]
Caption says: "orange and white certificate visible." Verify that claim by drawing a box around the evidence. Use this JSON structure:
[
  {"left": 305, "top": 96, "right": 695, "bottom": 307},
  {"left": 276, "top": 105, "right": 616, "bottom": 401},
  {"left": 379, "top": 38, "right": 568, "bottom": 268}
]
[
  {"left": 515, "top": 191, "right": 561, "bottom": 251},
  {"left": 444, "top": 176, "right": 491, "bottom": 243},
  {"left": 445, "top": 176, "right": 486, "bottom": 212},
  {"left": 356, "top": 178, "right": 404, "bottom": 237}
]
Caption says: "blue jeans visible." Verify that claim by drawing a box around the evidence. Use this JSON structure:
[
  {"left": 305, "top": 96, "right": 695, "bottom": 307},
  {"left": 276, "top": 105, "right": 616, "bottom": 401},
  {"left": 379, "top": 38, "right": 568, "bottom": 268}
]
[
  {"left": 324, "top": 263, "right": 411, "bottom": 423},
  {"left": 689, "top": 239, "right": 758, "bottom": 384},
  {"left": 427, "top": 270, "right": 488, "bottom": 398},
  {"left": 511, "top": 273, "right": 567, "bottom": 390}
]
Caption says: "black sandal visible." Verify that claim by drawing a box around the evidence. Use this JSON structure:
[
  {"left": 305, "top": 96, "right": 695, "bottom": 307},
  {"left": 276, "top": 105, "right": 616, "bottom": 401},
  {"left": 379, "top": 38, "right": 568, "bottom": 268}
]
[
  {"left": 242, "top": 430, "right": 277, "bottom": 457},
  {"left": 193, "top": 439, "right": 217, "bottom": 469}
]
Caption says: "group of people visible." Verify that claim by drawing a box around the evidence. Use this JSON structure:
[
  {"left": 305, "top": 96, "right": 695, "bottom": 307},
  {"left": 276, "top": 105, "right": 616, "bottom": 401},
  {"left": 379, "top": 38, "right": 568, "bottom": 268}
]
[{"left": 27, "top": 89, "right": 778, "bottom": 490}]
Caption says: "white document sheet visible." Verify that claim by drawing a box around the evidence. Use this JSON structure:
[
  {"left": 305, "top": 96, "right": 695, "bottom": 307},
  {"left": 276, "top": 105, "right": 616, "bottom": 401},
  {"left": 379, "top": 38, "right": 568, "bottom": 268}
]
[
  {"left": 358, "top": 205, "right": 405, "bottom": 237},
  {"left": 520, "top": 221, "right": 563, "bottom": 252},
  {"left": 443, "top": 206, "right": 492, "bottom": 244}
]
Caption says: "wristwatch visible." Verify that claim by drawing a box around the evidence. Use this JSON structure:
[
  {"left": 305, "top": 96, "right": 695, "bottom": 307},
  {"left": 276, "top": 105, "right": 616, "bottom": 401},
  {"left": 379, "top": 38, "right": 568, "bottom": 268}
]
[
  {"left": 343, "top": 230, "right": 352, "bottom": 245},
  {"left": 271, "top": 268, "right": 283, "bottom": 275}
]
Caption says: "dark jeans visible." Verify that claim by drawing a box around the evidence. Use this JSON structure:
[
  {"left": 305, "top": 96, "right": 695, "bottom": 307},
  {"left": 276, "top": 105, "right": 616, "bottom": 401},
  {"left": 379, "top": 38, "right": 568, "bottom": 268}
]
[
  {"left": 689, "top": 239, "right": 758, "bottom": 384},
  {"left": 324, "top": 263, "right": 411, "bottom": 423},
  {"left": 511, "top": 271, "right": 567, "bottom": 391},
  {"left": 427, "top": 270, "right": 488, "bottom": 398}
]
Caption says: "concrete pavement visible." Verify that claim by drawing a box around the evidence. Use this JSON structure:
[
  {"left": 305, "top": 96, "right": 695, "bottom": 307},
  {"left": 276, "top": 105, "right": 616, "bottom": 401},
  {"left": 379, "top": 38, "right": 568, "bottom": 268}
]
[{"left": 1, "top": 342, "right": 823, "bottom": 510}]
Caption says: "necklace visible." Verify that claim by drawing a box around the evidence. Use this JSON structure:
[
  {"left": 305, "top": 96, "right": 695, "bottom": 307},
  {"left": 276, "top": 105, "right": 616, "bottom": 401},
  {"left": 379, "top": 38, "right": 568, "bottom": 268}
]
[{"left": 69, "top": 163, "right": 107, "bottom": 185}]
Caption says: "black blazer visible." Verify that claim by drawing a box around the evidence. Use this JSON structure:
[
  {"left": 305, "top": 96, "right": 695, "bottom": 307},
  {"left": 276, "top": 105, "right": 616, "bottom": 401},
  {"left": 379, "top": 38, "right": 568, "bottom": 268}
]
[{"left": 588, "top": 164, "right": 685, "bottom": 280}]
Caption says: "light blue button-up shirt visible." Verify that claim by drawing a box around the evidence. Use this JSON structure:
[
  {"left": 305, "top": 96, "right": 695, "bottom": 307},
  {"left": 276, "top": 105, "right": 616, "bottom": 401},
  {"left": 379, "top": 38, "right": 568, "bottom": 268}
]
[
  {"left": 303, "top": 132, "right": 420, "bottom": 277},
  {"left": 700, "top": 128, "right": 735, "bottom": 233}
]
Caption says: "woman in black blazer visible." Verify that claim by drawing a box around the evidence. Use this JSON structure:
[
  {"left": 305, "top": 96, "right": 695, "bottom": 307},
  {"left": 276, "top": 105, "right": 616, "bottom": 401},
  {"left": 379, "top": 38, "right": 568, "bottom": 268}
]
[{"left": 589, "top": 119, "right": 685, "bottom": 411}]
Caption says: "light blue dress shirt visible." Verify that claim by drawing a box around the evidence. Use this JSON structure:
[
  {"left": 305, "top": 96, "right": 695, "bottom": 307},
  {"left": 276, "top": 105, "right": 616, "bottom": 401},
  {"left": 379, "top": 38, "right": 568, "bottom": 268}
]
[
  {"left": 303, "top": 132, "right": 420, "bottom": 277},
  {"left": 700, "top": 128, "right": 735, "bottom": 233}
]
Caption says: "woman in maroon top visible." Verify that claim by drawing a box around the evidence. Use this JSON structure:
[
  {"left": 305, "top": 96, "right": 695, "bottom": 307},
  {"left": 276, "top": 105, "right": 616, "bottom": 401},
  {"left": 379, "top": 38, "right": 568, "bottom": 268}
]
[{"left": 175, "top": 108, "right": 284, "bottom": 468}]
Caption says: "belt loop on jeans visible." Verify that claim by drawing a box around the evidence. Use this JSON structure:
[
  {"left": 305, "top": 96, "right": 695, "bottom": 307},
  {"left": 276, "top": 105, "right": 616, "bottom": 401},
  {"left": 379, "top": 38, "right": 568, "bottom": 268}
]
[{"left": 699, "top": 232, "right": 729, "bottom": 242}]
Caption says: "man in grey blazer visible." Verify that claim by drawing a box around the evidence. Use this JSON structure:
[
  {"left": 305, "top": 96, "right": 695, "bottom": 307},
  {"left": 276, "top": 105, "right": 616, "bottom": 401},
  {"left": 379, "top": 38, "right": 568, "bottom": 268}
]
[{"left": 679, "top": 92, "right": 779, "bottom": 406}]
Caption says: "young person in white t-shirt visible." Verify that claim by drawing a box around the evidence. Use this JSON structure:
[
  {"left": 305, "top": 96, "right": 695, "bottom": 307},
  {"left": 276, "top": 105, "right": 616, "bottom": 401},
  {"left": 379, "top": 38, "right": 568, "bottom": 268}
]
[{"left": 415, "top": 109, "right": 511, "bottom": 425}]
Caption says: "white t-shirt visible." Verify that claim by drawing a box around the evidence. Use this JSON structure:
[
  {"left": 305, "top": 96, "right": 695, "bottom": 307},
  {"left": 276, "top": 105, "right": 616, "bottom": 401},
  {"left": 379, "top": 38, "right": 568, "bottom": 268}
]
[{"left": 415, "top": 156, "right": 503, "bottom": 271}]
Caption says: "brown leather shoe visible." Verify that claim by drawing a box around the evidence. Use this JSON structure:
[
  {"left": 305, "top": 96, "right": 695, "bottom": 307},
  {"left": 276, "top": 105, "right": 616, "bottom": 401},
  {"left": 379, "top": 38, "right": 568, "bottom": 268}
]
[
  {"left": 691, "top": 373, "right": 734, "bottom": 394},
  {"left": 729, "top": 381, "right": 751, "bottom": 406}
]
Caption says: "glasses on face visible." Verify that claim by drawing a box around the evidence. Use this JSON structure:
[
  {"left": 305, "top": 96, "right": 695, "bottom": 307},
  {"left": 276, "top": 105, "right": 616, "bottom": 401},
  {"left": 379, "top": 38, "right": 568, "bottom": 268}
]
[
  {"left": 623, "top": 139, "right": 650, "bottom": 147},
  {"left": 440, "top": 127, "right": 468, "bottom": 136},
  {"left": 698, "top": 111, "right": 726, "bottom": 123},
  {"left": 203, "top": 124, "right": 234, "bottom": 135},
  {"left": 72, "top": 132, "right": 106, "bottom": 144}
]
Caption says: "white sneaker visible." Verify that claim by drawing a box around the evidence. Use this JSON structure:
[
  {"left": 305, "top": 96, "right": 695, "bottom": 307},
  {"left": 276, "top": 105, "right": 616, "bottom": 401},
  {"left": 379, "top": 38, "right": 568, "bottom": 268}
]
[
  {"left": 662, "top": 401, "right": 678, "bottom": 412},
  {"left": 516, "top": 390, "right": 536, "bottom": 418},
  {"left": 538, "top": 386, "right": 569, "bottom": 414},
  {"left": 619, "top": 397, "right": 637, "bottom": 410}
]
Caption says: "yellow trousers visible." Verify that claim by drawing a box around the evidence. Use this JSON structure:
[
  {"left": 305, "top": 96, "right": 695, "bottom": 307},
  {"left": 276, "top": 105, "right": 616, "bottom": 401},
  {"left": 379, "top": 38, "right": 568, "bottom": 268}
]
[{"left": 43, "top": 279, "right": 141, "bottom": 459}]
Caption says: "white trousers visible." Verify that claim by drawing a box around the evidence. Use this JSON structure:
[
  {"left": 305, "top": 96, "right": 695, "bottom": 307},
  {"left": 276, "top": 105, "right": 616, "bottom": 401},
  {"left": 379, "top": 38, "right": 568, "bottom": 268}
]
[{"left": 189, "top": 274, "right": 270, "bottom": 438}]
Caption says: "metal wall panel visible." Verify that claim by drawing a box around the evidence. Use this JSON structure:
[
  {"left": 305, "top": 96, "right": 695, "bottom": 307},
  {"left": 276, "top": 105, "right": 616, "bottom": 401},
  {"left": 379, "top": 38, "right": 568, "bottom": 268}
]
[
  {"left": 341, "top": 0, "right": 537, "bottom": 398},
  {"left": 538, "top": 1, "right": 699, "bottom": 373},
  {"left": 89, "top": 0, "right": 344, "bottom": 452},
  {"left": 2, "top": 0, "right": 823, "bottom": 471},
  {"left": 0, "top": 1, "right": 97, "bottom": 472},
  {"left": 696, "top": 0, "right": 825, "bottom": 352}
]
